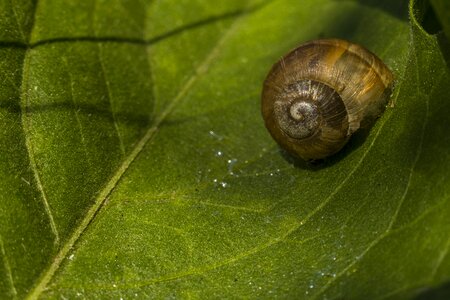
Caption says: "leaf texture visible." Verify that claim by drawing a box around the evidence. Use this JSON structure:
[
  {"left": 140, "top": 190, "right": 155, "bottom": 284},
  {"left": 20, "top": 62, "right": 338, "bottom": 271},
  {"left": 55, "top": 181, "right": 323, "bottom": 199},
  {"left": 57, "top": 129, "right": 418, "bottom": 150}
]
[{"left": 0, "top": 0, "right": 450, "bottom": 299}]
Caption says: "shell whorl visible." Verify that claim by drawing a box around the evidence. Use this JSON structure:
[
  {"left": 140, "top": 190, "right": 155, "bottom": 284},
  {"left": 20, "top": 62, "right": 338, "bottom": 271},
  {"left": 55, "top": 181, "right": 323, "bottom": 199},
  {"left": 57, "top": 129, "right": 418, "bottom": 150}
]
[
  {"left": 273, "top": 80, "right": 348, "bottom": 141},
  {"left": 261, "top": 39, "right": 394, "bottom": 160}
]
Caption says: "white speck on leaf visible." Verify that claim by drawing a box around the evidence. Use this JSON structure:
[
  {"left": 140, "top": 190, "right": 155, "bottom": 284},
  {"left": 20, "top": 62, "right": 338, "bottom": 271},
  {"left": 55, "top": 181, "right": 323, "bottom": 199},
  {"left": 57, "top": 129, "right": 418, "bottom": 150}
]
[
  {"left": 209, "top": 130, "right": 223, "bottom": 141},
  {"left": 227, "top": 158, "right": 238, "bottom": 175},
  {"left": 20, "top": 177, "right": 30, "bottom": 185}
]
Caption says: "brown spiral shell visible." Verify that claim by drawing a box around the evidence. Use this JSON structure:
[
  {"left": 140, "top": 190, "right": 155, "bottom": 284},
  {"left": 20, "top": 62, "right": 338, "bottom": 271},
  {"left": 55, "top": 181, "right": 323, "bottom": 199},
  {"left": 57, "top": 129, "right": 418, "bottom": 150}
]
[{"left": 261, "top": 39, "right": 394, "bottom": 160}]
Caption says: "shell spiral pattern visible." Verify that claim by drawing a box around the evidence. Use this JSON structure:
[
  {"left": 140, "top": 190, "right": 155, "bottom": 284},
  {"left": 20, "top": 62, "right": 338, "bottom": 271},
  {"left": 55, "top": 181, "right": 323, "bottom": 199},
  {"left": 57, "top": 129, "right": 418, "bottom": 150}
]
[{"left": 261, "top": 39, "right": 394, "bottom": 160}]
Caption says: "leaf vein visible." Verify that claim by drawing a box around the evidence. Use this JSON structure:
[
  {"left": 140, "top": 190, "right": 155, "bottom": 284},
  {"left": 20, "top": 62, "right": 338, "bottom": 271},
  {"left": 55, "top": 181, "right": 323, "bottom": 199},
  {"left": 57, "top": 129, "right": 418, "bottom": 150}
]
[
  {"left": 64, "top": 59, "right": 92, "bottom": 166},
  {"left": 20, "top": 55, "right": 60, "bottom": 246},
  {"left": 93, "top": 0, "right": 126, "bottom": 155},
  {"left": 15, "top": 0, "right": 59, "bottom": 245},
  {"left": 311, "top": 38, "right": 430, "bottom": 299},
  {"left": 19, "top": 0, "right": 60, "bottom": 249},
  {"left": 191, "top": 200, "right": 270, "bottom": 213},
  {"left": 97, "top": 43, "right": 126, "bottom": 155},
  {"left": 430, "top": 236, "right": 450, "bottom": 280},
  {"left": 0, "top": 235, "right": 17, "bottom": 299}
]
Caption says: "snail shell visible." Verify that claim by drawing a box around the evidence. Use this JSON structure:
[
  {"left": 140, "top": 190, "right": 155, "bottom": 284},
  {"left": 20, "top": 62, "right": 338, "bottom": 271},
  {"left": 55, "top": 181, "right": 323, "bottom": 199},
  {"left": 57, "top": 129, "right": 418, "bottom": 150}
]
[{"left": 261, "top": 39, "right": 394, "bottom": 160}]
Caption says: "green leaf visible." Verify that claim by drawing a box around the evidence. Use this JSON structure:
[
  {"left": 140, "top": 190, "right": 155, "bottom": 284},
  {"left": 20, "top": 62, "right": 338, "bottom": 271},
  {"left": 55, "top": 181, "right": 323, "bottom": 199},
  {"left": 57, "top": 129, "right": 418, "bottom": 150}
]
[
  {"left": 430, "top": 0, "right": 450, "bottom": 39},
  {"left": 1, "top": 0, "right": 450, "bottom": 299}
]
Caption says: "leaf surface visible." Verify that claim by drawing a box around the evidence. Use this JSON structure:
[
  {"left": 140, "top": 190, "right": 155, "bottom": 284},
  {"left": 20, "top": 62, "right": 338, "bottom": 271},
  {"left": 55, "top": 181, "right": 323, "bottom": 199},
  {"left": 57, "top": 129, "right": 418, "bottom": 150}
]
[
  {"left": 1, "top": 0, "right": 450, "bottom": 299},
  {"left": 430, "top": 0, "right": 450, "bottom": 39}
]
